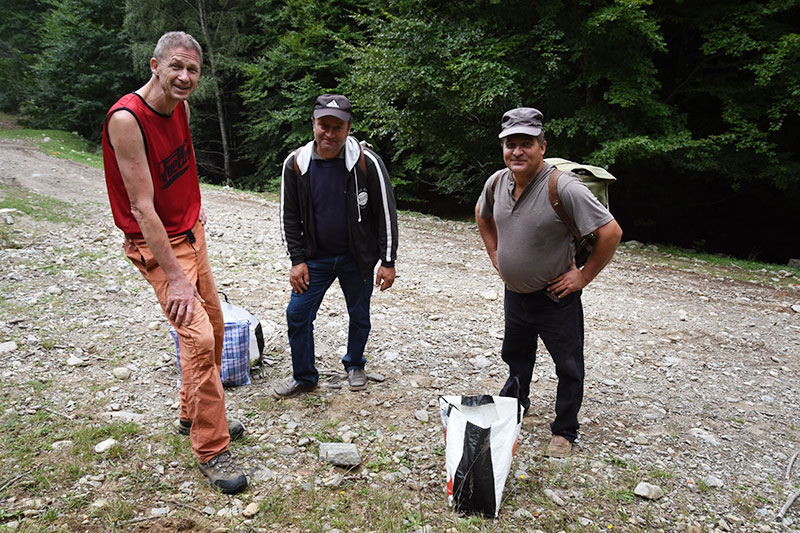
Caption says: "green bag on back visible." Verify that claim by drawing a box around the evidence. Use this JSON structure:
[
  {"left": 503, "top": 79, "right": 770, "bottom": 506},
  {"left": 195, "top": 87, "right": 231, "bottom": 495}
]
[{"left": 544, "top": 157, "right": 616, "bottom": 208}]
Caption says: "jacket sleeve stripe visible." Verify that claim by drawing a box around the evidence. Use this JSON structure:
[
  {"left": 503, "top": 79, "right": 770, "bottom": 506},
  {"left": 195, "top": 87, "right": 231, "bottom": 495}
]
[
  {"left": 279, "top": 152, "right": 294, "bottom": 254},
  {"left": 364, "top": 150, "right": 394, "bottom": 264}
]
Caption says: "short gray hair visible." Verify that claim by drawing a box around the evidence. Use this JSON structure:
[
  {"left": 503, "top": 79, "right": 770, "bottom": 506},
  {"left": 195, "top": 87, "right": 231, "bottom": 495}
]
[{"left": 153, "top": 31, "right": 203, "bottom": 64}]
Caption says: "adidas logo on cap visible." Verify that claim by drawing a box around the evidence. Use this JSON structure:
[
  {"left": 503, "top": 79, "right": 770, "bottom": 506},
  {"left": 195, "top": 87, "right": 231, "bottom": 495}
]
[{"left": 313, "top": 94, "right": 352, "bottom": 119}]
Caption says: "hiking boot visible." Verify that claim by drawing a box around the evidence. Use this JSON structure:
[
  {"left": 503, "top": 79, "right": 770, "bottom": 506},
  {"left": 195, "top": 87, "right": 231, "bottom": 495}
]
[
  {"left": 271, "top": 378, "right": 318, "bottom": 399},
  {"left": 175, "top": 418, "right": 245, "bottom": 440},
  {"left": 347, "top": 367, "right": 367, "bottom": 391},
  {"left": 198, "top": 451, "right": 248, "bottom": 494},
  {"left": 544, "top": 435, "right": 572, "bottom": 458}
]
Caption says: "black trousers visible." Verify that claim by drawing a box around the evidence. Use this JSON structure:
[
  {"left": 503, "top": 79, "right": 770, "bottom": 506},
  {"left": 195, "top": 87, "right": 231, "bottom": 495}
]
[{"left": 499, "top": 288, "right": 584, "bottom": 442}]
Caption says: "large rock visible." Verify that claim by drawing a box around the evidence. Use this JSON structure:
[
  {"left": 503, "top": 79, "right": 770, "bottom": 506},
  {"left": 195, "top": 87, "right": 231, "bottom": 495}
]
[{"left": 318, "top": 442, "right": 361, "bottom": 466}]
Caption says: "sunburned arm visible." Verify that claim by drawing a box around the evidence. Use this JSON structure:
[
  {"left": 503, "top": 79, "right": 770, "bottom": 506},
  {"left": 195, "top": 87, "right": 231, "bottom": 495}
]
[
  {"left": 475, "top": 201, "right": 501, "bottom": 276},
  {"left": 106, "top": 111, "right": 201, "bottom": 327}
]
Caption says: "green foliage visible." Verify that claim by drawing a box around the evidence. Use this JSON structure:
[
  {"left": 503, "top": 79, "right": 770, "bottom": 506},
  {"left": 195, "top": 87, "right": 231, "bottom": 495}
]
[
  {"left": 20, "top": 0, "right": 138, "bottom": 143},
  {"left": 343, "top": 3, "right": 519, "bottom": 202},
  {"left": 0, "top": 0, "right": 48, "bottom": 111},
  {"left": 238, "top": 0, "right": 373, "bottom": 189},
  {"left": 122, "top": 0, "right": 255, "bottom": 182},
  {"left": 651, "top": 0, "right": 800, "bottom": 190},
  {"left": 342, "top": 0, "right": 676, "bottom": 203},
  {"left": 0, "top": 0, "right": 798, "bottom": 259}
]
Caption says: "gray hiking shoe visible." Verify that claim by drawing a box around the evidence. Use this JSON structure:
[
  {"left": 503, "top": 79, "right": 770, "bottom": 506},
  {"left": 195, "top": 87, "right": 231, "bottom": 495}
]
[
  {"left": 175, "top": 418, "right": 245, "bottom": 440},
  {"left": 347, "top": 368, "right": 367, "bottom": 391},
  {"left": 271, "top": 378, "right": 318, "bottom": 399},
  {"left": 198, "top": 451, "right": 248, "bottom": 494}
]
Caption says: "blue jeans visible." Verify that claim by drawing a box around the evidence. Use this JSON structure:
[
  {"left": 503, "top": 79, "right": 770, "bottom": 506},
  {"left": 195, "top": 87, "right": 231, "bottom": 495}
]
[
  {"left": 286, "top": 253, "right": 373, "bottom": 385},
  {"left": 499, "top": 289, "right": 584, "bottom": 442}
]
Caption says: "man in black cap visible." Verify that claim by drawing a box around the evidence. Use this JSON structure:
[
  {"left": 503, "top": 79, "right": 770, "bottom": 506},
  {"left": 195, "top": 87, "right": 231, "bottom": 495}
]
[
  {"left": 475, "top": 107, "right": 622, "bottom": 458},
  {"left": 274, "top": 94, "right": 398, "bottom": 398}
]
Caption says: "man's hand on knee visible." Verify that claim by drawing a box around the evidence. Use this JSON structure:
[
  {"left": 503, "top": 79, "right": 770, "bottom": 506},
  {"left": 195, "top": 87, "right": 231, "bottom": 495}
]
[{"left": 167, "top": 276, "right": 202, "bottom": 327}]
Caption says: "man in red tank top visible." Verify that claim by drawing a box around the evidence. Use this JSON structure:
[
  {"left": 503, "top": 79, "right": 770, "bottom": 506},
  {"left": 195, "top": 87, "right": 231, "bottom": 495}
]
[{"left": 102, "top": 31, "right": 247, "bottom": 494}]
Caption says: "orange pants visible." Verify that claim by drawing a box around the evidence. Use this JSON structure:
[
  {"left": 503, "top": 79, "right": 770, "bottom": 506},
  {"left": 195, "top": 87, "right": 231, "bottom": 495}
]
[{"left": 125, "top": 219, "right": 229, "bottom": 462}]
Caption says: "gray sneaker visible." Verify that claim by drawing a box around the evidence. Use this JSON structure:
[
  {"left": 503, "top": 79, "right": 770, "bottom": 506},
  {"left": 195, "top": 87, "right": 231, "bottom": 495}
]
[
  {"left": 271, "top": 378, "right": 318, "bottom": 399},
  {"left": 198, "top": 451, "right": 248, "bottom": 494},
  {"left": 175, "top": 418, "right": 245, "bottom": 440},
  {"left": 347, "top": 368, "right": 367, "bottom": 391}
]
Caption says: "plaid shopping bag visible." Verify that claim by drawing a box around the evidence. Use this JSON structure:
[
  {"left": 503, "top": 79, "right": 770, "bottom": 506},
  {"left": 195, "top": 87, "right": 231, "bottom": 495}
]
[{"left": 170, "top": 319, "right": 251, "bottom": 387}]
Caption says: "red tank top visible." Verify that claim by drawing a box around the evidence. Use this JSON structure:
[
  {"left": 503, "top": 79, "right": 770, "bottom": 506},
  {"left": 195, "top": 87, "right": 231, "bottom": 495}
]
[{"left": 102, "top": 93, "right": 201, "bottom": 238}]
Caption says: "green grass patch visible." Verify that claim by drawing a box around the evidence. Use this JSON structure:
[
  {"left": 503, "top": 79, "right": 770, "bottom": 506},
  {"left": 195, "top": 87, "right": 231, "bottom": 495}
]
[
  {"left": 0, "top": 386, "right": 144, "bottom": 497},
  {"left": 648, "top": 468, "right": 674, "bottom": 480},
  {"left": 365, "top": 449, "right": 395, "bottom": 473},
  {"left": 0, "top": 184, "right": 75, "bottom": 223},
  {"left": 0, "top": 126, "right": 101, "bottom": 169},
  {"left": 609, "top": 488, "right": 636, "bottom": 504},
  {"left": 301, "top": 394, "right": 328, "bottom": 408},
  {"left": 24, "top": 379, "right": 52, "bottom": 394},
  {"left": 246, "top": 482, "right": 447, "bottom": 532},
  {"left": 310, "top": 429, "right": 343, "bottom": 443},
  {"left": 626, "top": 243, "right": 800, "bottom": 289},
  {"left": 603, "top": 454, "right": 628, "bottom": 468}
]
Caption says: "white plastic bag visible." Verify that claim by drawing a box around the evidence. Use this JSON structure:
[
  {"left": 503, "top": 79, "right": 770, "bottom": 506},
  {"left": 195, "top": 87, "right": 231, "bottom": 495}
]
[
  {"left": 438, "top": 395, "right": 523, "bottom": 517},
  {"left": 218, "top": 292, "right": 264, "bottom": 367}
]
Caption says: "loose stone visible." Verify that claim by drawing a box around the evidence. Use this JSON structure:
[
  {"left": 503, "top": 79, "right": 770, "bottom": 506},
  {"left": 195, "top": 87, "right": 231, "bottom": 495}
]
[
  {"left": 66, "top": 356, "right": 85, "bottom": 367},
  {"left": 242, "top": 502, "right": 259, "bottom": 518},
  {"left": 0, "top": 341, "right": 17, "bottom": 354},
  {"left": 634, "top": 482, "right": 664, "bottom": 500},
  {"left": 544, "top": 488, "right": 566, "bottom": 506},
  {"left": 112, "top": 367, "right": 131, "bottom": 380},
  {"left": 94, "top": 438, "right": 118, "bottom": 453}
]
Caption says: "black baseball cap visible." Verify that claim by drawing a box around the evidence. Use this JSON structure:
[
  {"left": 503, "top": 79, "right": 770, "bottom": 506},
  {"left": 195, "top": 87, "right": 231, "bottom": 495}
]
[{"left": 312, "top": 94, "right": 352, "bottom": 122}]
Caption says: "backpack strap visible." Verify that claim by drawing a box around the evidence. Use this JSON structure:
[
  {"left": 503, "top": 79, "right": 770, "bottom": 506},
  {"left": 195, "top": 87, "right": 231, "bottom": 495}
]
[
  {"left": 358, "top": 142, "right": 367, "bottom": 175},
  {"left": 491, "top": 169, "right": 510, "bottom": 193},
  {"left": 548, "top": 169, "right": 583, "bottom": 242}
]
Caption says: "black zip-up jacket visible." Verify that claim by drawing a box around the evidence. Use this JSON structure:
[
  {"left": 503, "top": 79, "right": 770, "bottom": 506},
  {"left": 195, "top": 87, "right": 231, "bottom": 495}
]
[{"left": 280, "top": 136, "right": 398, "bottom": 281}]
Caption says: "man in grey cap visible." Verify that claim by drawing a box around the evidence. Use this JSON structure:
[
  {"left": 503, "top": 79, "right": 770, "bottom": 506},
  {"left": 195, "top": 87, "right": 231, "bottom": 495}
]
[
  {"left": 475, "top": 107, "right": 622, "bottom": 458},
  {"left": 274, "top": 94, "right": 398, "bottom": 398}
]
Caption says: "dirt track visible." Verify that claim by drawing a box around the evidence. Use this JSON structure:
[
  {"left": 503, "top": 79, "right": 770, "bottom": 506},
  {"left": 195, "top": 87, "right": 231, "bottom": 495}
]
[{"left": 1, "top": 138, "right": 799, "bottom": 532}]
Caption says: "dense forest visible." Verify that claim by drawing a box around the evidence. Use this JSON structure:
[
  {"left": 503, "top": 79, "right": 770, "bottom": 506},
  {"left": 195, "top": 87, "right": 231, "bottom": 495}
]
[{"left": 1, "top": 0, "right": 798, "bottom": 263}]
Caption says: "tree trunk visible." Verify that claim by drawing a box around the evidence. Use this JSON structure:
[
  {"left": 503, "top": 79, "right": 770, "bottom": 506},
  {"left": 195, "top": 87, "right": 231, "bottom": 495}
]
[{"left": 196, "top": 0, "right": 232, "bottom": 182}]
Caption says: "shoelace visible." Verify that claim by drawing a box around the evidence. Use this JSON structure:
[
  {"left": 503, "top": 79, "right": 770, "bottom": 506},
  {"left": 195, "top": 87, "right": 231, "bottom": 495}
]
[{"left": 208, "top": 452, "right": 239, "bottom": 474}]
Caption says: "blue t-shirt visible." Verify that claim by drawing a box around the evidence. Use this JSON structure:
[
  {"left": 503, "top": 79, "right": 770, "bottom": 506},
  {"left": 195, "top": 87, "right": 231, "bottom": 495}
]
[{"left": 309, "top": 157, "right": 349, "bottom": 255}]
